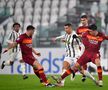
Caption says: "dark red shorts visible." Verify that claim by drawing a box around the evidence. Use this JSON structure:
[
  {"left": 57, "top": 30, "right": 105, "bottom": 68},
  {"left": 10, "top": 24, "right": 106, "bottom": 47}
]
[
  {"left": 23, "top": 55, "right": 37, "bottom": 66},
  {"left": 77, "top": 51, "right": 100, "bottom": 66}
]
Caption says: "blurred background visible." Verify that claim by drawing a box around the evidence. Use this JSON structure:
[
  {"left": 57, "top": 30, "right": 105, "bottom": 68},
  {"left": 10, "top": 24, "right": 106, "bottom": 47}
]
[{"left": 0, "top": 0, "right": 108, "bottom": 74}]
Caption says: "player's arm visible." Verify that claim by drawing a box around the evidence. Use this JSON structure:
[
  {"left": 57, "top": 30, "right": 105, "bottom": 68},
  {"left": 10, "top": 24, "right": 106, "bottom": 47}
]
[
  {"left": 4, "top": 42, "right": 18, "bottom": 53},
  {"left": 7, "top": 32, "right": 14, "bottom": 46},
  {"left": 32, "top": 48, "right": 41, "bottom": 56},
  {"left": 52, "top": 35, "right": 65, "bottom": 42},
  {"left": 4, "top": 35, "right": 23, "bottom": 53}
]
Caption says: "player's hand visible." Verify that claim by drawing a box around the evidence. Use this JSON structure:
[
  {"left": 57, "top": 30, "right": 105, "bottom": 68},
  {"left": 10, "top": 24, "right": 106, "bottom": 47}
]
[
  {"left": 51, "top": 37, "right": 56, "bottom": 43},
  {"left": 3, "top": 48, "right": 9, "bottom": 53},
  {"left": 61, "top": 39, "right": 66, "bottom": 42},
  {"left": 36, "top": 52, "right": 41, "bottom": 56}
]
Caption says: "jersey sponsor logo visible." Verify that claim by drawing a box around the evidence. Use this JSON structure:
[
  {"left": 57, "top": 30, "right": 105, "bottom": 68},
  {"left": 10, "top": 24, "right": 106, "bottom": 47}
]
[
  {"left": 89, "top": 39, "right": 98, "bottom": 44},
  {"left": 26, "top": 44, "right": 32, "bottom": 48}
]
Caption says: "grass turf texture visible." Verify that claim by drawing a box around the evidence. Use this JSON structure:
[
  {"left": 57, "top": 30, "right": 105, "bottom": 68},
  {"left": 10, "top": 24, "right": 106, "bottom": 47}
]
[{"left": 0, "top": 75, "right": 107, "bottom": 90}]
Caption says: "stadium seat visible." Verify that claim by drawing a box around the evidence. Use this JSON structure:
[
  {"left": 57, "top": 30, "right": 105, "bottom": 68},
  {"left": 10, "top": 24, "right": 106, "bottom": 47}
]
[
  {"left": 59, "top": 7, "right": 67, "bottom": 17},
  {"left": 68, "top": 0, "right": 76, "bottom": 9},
  {"left": 16, "top": 0, "right": 24, "bottom": 8},
  {"left": 7, "top": 0, "right": 15, "bottom": 8},
  {"left": 52, "top": 0, "right": 59, "bottom": 7},
  {"left": 0, "top": 0, "right": 6, "bottom": 7},
  {"left": 41, "top": 14, "right": 49, "bottom": 26},
  {"left": 23, "top": 21, "right": 32, "bottom": 32}
]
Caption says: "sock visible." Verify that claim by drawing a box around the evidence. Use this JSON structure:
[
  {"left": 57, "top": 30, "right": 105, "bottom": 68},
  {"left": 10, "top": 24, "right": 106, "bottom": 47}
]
[
  {"left": 4, "top": 61, "right": 12, "bottom": 66},
  {"left": 34, "top": 68, "right": 48, "bottom": 84},
  {"left": 97, "top": 66, "right": 102, "bottom": 80},
  {"left": 61, "top": 69, "right": 66, "bottom": 85},
  {"left": 33, "top": 69, "right": 41, "bottom": 79},
  {"left": 61, "top": 68, "right": 74, "bottom": 80},
  {"left": 20, "top": 62, "right": 26, "bottom": 75},
  {"left": 84, "top": 70, "right": 95, "bottom": 81}
]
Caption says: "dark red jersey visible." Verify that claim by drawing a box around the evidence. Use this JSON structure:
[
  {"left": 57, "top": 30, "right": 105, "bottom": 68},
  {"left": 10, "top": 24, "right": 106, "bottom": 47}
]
[
  {"left": 16, "top": 33, "right": 33, "bottom": 57},
  {"left": 76, "top": 26, "right": 89, "bottom": 37},
  {"left": 82, "top": 32, "right": 108, "bottom": 53}
]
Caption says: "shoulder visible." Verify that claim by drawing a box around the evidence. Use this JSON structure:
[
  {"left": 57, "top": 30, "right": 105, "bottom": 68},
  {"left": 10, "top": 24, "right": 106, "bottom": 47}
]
[
  {"left": 82, "top": 31, "right": 88, "bottom": 37},
  {"left": 19, "top": 33, "right": 26, "bottom": 39}
]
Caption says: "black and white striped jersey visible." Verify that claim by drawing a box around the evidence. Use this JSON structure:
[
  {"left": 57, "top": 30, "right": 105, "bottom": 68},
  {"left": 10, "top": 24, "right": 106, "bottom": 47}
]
[
  {"left": 7, "top": 30, "right": 20, "bottom": 53},
  {"left": 55, "top": 31, "right": 84, "bottom": 58}
]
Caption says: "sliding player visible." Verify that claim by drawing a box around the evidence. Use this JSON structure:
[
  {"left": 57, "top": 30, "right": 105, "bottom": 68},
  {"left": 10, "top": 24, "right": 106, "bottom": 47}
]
[
  {"left": 53, "top": 24, "right": 107, "bottom": 87},
  {"left": 3, "top": 25, "right": 55, "bottom": 87},
  {"left": 1, "top": 23, "right": 28, "bottom": 79}
]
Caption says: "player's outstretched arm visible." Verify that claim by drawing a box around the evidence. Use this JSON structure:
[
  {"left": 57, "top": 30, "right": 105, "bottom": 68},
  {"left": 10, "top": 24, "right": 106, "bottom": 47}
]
[
  {"left": 4, "top": 42, "right": 17, "bottom": 53},
  {"left": 52, "top": 35, "right": 65, "bottom": 42},
  {"left": 32, "top": 48, "right": 41, "bottom": 56}
]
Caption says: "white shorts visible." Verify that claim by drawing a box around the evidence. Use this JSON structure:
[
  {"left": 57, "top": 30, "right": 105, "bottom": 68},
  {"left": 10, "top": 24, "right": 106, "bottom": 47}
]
[
  {"left": 64, "top": 56, "right": 78, "bottom": 65},
  {"left": 8, "top": 50, "right": 22, "bottom": 61}
]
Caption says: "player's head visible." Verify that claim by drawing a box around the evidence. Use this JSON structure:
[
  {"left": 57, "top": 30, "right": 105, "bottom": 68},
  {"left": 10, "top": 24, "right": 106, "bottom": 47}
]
[
  {"left": 26, "top": 25, "right": 35, "bottom": 36},
  {"left": 88, "top": 24, "right": 98, "bottom": 36},
  {"left": 13, "top": 23, "right": 21, "bottom": 32},
  {"left": 64, "top": 23, "right": 72, "bottom": 34},
  {"left": 80, "top": 15, "right": 88, "bottom": 26}
]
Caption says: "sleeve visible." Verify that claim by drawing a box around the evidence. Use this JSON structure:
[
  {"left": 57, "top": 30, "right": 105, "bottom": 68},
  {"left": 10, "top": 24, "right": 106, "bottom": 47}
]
[
  {"left": 7, "top": 32, "right": 14, "bottom": 43},
  {"left": 76, "top": 28, "right": 80, "bottom": 35},
  {"left": 55, "top": 34, "right": 65, "bottom": 40},
  {"left": 16, "top": 35, "right": 23, "bottom": 44},
  {"left": 100, "top": 33, "right": 108, "bottom": 40}
]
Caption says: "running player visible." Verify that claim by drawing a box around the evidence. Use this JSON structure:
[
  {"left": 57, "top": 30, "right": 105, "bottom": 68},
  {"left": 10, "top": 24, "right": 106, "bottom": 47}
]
[
  {"left": 53, "top": 24, "right": 107, "bottom": 87},
  {"left": 3, "top": 25, "right": 55, "bottom": 87},
  {"left": 52, "top": 23, "right": 94, "bottom": 86},
  {"left": 1, "top": 23, "right": 28, "bottom": 79}
]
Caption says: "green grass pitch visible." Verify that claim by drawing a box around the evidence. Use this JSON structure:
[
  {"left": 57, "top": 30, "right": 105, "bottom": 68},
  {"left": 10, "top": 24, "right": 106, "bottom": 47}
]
[{"left": 0, "top": 75, "right": 107, "bottom": 90}]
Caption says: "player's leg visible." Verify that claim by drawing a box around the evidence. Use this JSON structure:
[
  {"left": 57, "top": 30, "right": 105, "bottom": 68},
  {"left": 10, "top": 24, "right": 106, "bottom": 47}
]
[
  {"left": 94, "top": 57, "right": 103, "bottom": 87},
  {"left": 19, "top": 59, "right": 28, "bottom": 79},
  {"left": 17, "top": 51, "right": 28, "bottom": 79},
  {"left": 32, "top": 60, "right": 55, "bottom": 87},
  {"left": 52, "top": 54, "right": 97, "bottom": 85},
  {"left": 81, "top": 65, "right": 87, "bottom": 82},
  {"left": 60, "top": 61, "right": 70, "bottom": 86},
  {"left": 1, "top": 53, "right": 15, "bottom": 69}
]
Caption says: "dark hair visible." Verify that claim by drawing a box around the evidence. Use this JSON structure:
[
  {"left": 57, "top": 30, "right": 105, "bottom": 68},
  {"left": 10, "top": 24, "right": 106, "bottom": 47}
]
[
  {"left": 64, "top": 23, "right": 72, "bottom": 27},
  {"left": 26, "top": 25, "right": 35, "bottom": 31},
  {"left": 13, "top": 23, "right": 20, "bottom": 27},
  {"left": 80, "top": 15, "right": 88, "bottom": 19},
  {"left": 88, "top": 24, "right": 97, "bottom": 31}
]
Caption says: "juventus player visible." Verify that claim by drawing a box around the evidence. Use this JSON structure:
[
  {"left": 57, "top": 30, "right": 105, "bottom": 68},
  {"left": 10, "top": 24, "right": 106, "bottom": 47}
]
[
  {"left": 1, "top": 23, "right": 28, "bottom": 79},
  {"left": 52, "top": 23, "right": 94, "bottom": 86}
]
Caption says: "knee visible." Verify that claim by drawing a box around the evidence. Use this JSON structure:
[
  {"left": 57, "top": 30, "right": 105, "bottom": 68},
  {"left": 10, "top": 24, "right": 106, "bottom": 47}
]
[
  {"left": 95, "top": 58, "right": 101, "bottom": 66},
  {"left": 10, "top": 61, "right": 14, "bottom": 65}
]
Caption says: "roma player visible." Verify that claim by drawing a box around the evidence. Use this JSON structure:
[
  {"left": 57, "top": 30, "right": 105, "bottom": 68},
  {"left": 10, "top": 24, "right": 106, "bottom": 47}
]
[{"left": 3, "top": 25, "right": 55, "bottom": 87}]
